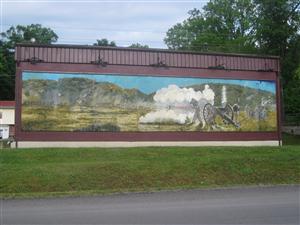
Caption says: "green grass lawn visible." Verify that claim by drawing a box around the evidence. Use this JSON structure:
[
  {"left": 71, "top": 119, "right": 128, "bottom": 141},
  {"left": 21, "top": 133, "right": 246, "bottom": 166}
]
[
  {"left": 282, "top": 132, "right": 300, "bottom": 145},
  {"left": 1, "top": 145, "right": 299, "bottom": 198}
]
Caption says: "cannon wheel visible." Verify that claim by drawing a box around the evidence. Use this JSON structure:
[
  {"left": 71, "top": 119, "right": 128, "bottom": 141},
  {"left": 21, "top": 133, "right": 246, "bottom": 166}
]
[
  {"left": 224, "top": 104, "right": 234, "bottom": 122},
  {"left": 203, "top": 103, "right": 216, "bottom": 125}
]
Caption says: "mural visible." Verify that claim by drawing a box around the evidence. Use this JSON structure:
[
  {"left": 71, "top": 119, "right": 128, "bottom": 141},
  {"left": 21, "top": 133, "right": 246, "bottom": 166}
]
[{"left": 21, "top": 72, "right": 277, "bottom": 132}]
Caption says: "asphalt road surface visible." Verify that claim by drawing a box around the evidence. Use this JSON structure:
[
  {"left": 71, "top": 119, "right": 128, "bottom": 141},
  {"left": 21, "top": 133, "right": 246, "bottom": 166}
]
[{"left": 1, "top": 185, "right": 299, "bottom": 224}]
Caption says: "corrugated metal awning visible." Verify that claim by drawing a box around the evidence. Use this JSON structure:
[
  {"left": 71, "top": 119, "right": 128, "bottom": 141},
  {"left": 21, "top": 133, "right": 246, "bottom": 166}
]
[{"left": 15, "top": 44, "right": 279, "bottom": 72}]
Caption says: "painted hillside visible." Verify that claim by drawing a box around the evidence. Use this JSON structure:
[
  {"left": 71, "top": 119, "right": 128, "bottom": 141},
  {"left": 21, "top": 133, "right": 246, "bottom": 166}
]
[
  {"left": 22, "top": 78, "right": 153, "bottom": 108},
  {"left": 22, "top": 76, "right": 277, "bottom": 132},
  {"left": 22, "top": 78, "right": 275, "bottom": 109}
]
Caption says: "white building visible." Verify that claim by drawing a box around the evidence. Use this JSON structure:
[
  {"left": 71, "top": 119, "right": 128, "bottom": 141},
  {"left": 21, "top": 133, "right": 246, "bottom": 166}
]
[{"left": 0, "top": 101, "right": 15, "bottom": 140}]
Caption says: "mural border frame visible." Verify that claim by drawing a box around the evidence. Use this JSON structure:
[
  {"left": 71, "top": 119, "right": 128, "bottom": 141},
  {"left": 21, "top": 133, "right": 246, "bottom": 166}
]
[{"left": 15, "top": 62, "right": 281, "bottom": 142}]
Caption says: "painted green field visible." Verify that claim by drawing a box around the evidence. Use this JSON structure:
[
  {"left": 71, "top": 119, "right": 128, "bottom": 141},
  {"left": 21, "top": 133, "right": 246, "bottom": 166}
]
[
  {"left": 22, "top": 105, "right": 277, "bottom": 132},
  {"left": 22, "top": 105, "right": 151, "bottom": 132},
  {"left": 1, "top": 145, "right": 299, "bottom": 198}
]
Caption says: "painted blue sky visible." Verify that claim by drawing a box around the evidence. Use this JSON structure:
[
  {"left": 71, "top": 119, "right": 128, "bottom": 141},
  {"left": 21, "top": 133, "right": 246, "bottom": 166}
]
[
  {"left": 23, "top": 72, "right": 276, "bottom": 94},
  {"left": 1, "top": 1, "right": 207, "bottom": 48}
]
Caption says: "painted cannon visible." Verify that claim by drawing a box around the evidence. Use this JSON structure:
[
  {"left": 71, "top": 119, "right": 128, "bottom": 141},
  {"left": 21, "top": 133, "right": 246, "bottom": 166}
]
[{"left": 203, "top": 103, "right": 240, "bottom": 129}]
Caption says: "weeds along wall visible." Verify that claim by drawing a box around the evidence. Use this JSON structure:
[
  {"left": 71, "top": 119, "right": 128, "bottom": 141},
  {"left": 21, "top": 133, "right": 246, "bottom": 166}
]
[{"left": 14, "top": 44, "right": 281, "bottom": 144}]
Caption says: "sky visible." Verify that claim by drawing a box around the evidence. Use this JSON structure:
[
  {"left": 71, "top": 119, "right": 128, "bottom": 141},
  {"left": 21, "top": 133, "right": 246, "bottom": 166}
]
[
  {"left": 23, "top": 72, "right": 276, "bottom": 94},
  {"left": 1, "top": 0, "right": 209, "bottom": 48}
]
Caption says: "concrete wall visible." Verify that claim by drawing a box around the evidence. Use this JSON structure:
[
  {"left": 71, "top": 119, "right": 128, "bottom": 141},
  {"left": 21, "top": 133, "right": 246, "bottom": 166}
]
[{"left": 16, "top": 141, "right": 280, "bottom": 148}]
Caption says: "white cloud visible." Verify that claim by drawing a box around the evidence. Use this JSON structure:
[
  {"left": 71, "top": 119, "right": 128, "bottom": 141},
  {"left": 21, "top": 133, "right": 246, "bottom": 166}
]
[{"left": 2, "top": 1, "right": 208, "bottom": 47}]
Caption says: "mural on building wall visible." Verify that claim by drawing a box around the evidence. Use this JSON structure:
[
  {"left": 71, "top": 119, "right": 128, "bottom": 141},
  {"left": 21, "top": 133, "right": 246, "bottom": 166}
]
[{"left": 21, "top": 72, "right": 277, "bottom": 132}]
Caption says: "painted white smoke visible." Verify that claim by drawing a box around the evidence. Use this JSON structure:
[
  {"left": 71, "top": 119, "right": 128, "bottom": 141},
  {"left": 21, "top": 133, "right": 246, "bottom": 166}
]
[
  {"left": 221, "top": 85, "right": 227, "bottom": 107},
  {"left": 153, "top": 84, "right": 214, "bottom": 105},
  {"left": 139, "top": 84, "right": 215, "bottom": 125},
  {"left": 139, "top": 109, "right": 194, "bottom": 124}
]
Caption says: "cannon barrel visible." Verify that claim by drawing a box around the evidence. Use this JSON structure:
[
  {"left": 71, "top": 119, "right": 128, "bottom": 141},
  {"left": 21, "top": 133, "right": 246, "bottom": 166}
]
[{"left": 203, "top": 103, "right": 240, "bottom": 129}]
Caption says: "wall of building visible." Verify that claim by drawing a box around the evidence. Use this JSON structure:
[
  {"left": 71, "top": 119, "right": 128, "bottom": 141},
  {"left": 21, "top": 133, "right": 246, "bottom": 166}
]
[{"left": 14, "top": 44, "right": 281, "bottom": 146}]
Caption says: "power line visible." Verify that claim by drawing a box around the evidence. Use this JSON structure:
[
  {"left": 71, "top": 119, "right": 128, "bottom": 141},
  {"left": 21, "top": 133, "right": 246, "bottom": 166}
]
[
  {"left": 2, "top": 24, "right": 167, "bottom": 34},
  {"left": 58, "top": 37, "right": 163, "bottom": 43},
  {"left": 2, "top": 23, "right": 256, "bottom": 38}
]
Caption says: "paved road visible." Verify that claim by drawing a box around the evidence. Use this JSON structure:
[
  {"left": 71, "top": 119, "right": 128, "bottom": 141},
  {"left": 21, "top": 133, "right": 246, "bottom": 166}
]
[{"left": 1, "top": 185, "right": 299, "bottom": 224}]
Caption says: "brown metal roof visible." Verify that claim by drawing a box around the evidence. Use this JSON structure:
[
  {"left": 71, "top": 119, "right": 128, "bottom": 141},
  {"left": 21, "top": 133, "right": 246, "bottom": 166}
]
[{"left": 15, "top": 43, "right": 280, "bottom": 72}]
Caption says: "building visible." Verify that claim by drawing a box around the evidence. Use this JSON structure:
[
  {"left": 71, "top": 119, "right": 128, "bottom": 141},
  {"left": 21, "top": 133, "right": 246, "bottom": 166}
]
[
  {"left": 14, "top": 44, "right": 281, "bottom": 147},
  {"left": 0, "top": 101, "right": 15, "bottom": 140}
]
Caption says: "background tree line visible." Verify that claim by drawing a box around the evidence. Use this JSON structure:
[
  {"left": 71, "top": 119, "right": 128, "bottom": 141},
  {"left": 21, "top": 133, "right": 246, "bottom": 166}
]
[
  {"left": 164, "top": 0, "right": 300, "bottom": 116},
  {"left": 0, "top": 0, "right": 299, "bottom": 118},
  {"left": 0, "top": 25, "right": 148, "bottom": 101}
]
